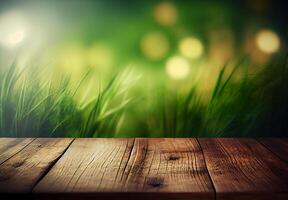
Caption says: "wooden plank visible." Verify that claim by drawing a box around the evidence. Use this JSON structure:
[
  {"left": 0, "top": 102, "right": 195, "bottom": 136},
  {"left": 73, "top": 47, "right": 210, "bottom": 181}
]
[
  {"left": 0, "top": 138, "right": 73, "bottom": 193},
  {"left": 258, "top": 138, "right": 288, "bottom": 162},
  {"left": 198, "top": 138, "right": 288, "bottom": 200},
  {"left": 123, "top": 138, "right": 214, "bottom": 196},
  {"left": 0, "top": 138, "right": 34, "bottom": 165},
  {"left": 34, "top": 138, "right": 214, "bottom": 200},
  {"left": 34, "top": 138, "right": 136, "bottom": 199}
]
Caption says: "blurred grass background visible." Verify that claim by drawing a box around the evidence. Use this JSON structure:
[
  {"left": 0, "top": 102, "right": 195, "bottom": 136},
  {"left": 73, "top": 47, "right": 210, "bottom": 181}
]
[{"left": 0, "top": 0, "right": 287, "bottom": 137}]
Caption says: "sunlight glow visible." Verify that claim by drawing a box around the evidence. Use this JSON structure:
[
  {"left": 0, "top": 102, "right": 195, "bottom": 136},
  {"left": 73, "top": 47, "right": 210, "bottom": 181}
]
[
  {"left": 0, "top": 11, "right": 28, "bottom": 49},
  {"left": 166, "top": 56, "right": 190, "bottom": 80},
  {"left": 140, "top": 32, "right": 170, "bottom": 60},
  {"left": 179, "top": 37, "right": 204, "bottom": 59},
  {"left": 8, "top": 31, "right": 24, "bottom": 46},
  {"left": 256, "top": 30, "right": 280, "bottom": 54}
]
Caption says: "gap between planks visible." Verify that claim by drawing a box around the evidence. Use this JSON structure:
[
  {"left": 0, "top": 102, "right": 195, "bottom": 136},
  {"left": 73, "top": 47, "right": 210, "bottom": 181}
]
[
  {"left": 257, "top": 138, "right": 288, "bottom": 163},
  {"left": 0, "top": 138, "right": 75, "bottom": 193},
  {"left": 0, "top": 138, "right": 36, "bottom": 165},
  {"left": 198, "top": 138, "right": 288, "bottom": 200},
  {"left": 33, "top": 138, "right": 288, "bottom": 200},
  {"left": 30, "top": 138, "right": 76, "bottom": 191},
  {"left": 196, "top": 138, "right": 217, "bottom": 200},
  {"left": 33, "top": 138, "right": 215, "bottom": 200},
  {"left": 1, "top": 138, "right": 288, "bottom": 200}
]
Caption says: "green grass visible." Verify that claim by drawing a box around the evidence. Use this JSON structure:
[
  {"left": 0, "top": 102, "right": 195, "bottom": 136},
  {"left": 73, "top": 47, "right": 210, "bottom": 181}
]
[
  {"left": 142, "top": 56, "right": 288, "bottom": 137},
  {"left": 0, "top": 62, "right": 137, "bottom": 137},
  {"left": 0, "top": 57, "right": 287, "bottom": 137}
]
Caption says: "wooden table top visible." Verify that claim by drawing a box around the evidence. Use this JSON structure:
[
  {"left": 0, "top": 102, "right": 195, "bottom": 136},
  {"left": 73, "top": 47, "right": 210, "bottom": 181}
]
[{"left": 0, "top": 138, "right": 288, "bottom": 200}]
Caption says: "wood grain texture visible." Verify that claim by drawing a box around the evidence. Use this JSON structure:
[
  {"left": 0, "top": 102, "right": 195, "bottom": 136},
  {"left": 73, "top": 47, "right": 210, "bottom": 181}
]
[
  {"left": 258, "top": 138, "right": 288, "bottom": 162},
  {"left": 1, "top": 138, "right": 287, "bottom": 200},
  {"left": 198, "top": 138, "right": 288, "bottom": 200},
  {"left": 33, "top": 138, "right": 135, "bottom": 192},
  {"left": 123, "top": 138, "right": 213, "bottom": 196},
  {"left": 0, "top": 138, "right": 73, "bottom": 193},
  {"left": 34, "top": 138, "right": 214, "bottom": 200},
  {"left": 0, "top": 138, "right": 34, "bottom": 165}
]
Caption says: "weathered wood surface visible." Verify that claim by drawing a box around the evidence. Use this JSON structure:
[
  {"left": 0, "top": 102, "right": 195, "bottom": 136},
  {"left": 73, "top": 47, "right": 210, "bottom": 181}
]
[
  {"left": 34, "top": 138, "right": 135, "bottom": 193},
  {"left": 34, "top": 138, "right": 214, "bottom": 199},
  {"left": 0, "top": 138, "right": 73, "bottom": 193},
  {"left": 198, "top": 138, "right": 288, "bottom": 200},
  {"left": 0, "top": 138, "right": 34, "bottom": 165},
  {"left": 0, "top": 138, "right": 288, "bottom": 200},
  {"left": 258, "top": 138, "right": 288, "bottom": 162}
]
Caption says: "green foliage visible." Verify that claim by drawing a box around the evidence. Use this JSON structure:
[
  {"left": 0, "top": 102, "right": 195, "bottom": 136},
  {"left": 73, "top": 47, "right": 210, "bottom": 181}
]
[
  {"left": 75, "top": 70, "right": 139, "bottom": 137},
  {"left": 0, "top": 63, "right": 136, "bottom": 137},
  {"left": 145, "top": 57, "right": 288, "bottom": 137},
  {"left": 0, "top": 57, "right": 287, "bottom": 137}
]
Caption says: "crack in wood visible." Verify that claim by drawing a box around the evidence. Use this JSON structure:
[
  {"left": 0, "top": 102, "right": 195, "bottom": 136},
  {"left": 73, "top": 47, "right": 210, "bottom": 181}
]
[
  {"left": 30, "top": 138, "right": 75, "bottom": 192},
  {"left": 1, "top": 138, "right": 287, "bottom": 200}
]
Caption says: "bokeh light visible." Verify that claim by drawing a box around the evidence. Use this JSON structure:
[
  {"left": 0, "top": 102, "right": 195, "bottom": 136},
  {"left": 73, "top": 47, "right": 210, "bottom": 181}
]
[
  {"left": 0, "top": 0, "right": 287, "bottom": 137},
  {"left": 166, "top": 56, "right": 190, "bottom": 80},
  {"left": 140, "top": 32, "right": 170, "bottom": 60},
  {"left": 179, "top": 37, "right": 204, "bottom": 59},
  {"left": 256, "top": 29, "right": 280, "bottom": 54},
  {"left": 154, "top": 2, "right": 177, "bottom": 26}
]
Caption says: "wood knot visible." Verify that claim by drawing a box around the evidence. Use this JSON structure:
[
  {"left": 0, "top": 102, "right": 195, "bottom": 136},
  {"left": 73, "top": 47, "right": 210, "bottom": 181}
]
[
  {"left": 146, "top": 177, "right": 164, "bottom": 188},
  {"left": 12, "top": 160, "right": 25, "bottom": 168},
  {"left": 168, "top": 154, "right": 180, "bottom": 161}
]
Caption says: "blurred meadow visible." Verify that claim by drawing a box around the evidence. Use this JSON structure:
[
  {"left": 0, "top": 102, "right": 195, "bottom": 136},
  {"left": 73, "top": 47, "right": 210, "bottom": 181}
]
[{"left": 0, "top": 0, "right": 287, "bottom": 137}]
